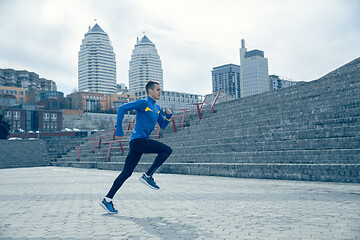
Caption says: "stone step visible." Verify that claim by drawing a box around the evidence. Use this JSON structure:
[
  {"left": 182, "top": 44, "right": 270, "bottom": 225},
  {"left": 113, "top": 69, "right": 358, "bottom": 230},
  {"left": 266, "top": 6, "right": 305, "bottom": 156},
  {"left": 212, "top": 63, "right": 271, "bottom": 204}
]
[
  {"left": 166, "top": 136, "right": 360, "bottom": 151},
  {"left": 60, "top": 147, "right": 360, "bottom": 166},
  {"left": 212, "top": 87, "right": 359, "bottom": 115},
  {"left": 177, "top": 117, "right": 360, "bottom": 135},
  {"left": 188, "top": 106, "right": 360, "bottom": 129},
  {"left": 51, "top": 161, "right": 360, "bottom": 183},
  {"left": 63, "top": 129, "right": 360, "bottom": 159},
  {"left": 170, "top": 138, "right": 360, "bottom": 154},
  {"left": 161, "top": 122, "right": 360, "bottom": 143},
  {"left": 161, "top": 124, "right": 360, "bottom": 142},
  {"left": 212, "top": 79, "right": 359, "bottom": 108},
  {"left": 105, "top": 148, "right": 360, "bottom": 164}
]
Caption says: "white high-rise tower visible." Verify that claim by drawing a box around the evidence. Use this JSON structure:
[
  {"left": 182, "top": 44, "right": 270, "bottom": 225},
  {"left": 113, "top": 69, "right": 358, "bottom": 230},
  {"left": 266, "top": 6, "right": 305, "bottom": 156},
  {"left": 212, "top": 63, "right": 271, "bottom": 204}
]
[
  {"left": 239, "top": 39, "right": 269, "bottom": 98},
  {"left": 78, "top": 24, "right": 116, "bottom": 94},
  {"left": 129, "top": 35, "right": 163, "bottom": 98}
]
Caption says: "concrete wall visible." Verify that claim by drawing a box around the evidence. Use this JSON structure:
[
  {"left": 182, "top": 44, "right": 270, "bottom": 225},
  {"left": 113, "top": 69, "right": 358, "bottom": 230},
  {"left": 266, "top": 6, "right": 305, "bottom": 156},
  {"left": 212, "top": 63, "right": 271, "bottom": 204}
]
[{"left": 0, "top": 140, "right": 50, "bottom": 168}]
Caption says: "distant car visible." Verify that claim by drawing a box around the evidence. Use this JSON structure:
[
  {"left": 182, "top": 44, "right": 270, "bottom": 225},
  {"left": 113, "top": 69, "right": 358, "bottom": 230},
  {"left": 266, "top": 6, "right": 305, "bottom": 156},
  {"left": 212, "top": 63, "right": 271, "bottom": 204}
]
[
  {"left": 28, "top": 138, "right": 38, "bottom": 140},
  {"left": 8, "top": 137, "right": 22, "bottom": 140},
  {"left": 73, "top": 128, "right": 80, "bottom": 132}
]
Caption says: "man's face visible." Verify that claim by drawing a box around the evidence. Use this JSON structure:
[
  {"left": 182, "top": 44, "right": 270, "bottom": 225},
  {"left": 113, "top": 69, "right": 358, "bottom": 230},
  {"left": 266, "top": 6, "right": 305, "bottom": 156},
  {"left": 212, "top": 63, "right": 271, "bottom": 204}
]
[{"left": 148, "top": 84, "right": 161, "bottom": 100}]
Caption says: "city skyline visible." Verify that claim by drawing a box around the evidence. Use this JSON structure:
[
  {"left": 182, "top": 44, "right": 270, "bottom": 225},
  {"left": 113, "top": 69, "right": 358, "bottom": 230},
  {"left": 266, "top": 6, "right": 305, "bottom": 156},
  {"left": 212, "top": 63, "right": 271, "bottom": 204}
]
[{"left": 0, "top": 0, "right": 359, "bottom": 96}]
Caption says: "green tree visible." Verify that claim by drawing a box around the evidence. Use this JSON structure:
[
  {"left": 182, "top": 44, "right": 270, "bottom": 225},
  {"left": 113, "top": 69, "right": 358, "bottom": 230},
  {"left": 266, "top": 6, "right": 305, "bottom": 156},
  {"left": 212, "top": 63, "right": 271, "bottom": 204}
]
[{"left": 0, "top": 113, "right": 10, "bottom": 139}]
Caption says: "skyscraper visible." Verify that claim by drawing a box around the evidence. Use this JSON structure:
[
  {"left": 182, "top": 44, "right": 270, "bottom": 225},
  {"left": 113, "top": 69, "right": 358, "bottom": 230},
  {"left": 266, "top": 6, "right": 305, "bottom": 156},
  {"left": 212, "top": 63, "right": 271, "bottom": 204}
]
[
  {"left": 129, "top": 35, "right": 163, "bottom": 98},
  {"left": 78, "top": 24, "right": 116, "bottom": 95},
  {"left": 239, "top": 39, "right": 269, "bottom": 98},
  {"left": 212, "top": 64, "right": 240, "bottom": 98}
]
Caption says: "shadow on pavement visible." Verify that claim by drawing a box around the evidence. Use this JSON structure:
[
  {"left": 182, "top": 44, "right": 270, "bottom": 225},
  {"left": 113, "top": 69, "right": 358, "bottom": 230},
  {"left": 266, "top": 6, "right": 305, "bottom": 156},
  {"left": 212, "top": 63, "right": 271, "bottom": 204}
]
[{"left": 102, "top": 214, "right": 213, "bottom": 239}]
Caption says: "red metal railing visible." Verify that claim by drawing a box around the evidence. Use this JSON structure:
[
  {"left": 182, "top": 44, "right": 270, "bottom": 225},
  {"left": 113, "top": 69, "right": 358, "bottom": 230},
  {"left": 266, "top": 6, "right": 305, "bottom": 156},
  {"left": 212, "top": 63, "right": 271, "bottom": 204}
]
[
  {"left": 76, "top": 91, "right": 223, "bottom": 162},
  {"left": 76, "top": 146, "right": 80, "bottom": 160},
  {"left": 107, "top": 140, "right": 125, "bottom": 162}
]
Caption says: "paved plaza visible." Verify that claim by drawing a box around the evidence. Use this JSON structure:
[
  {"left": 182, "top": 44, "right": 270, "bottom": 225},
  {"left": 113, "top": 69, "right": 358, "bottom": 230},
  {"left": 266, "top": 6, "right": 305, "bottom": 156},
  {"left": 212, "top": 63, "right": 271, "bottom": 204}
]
[{"left": 0, "top": 167, "right": 359, "bottom": 240}]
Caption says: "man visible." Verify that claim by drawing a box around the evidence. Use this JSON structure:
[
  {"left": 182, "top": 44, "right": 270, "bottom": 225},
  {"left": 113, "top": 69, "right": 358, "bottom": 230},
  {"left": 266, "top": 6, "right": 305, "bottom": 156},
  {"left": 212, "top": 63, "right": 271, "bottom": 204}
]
[{"left": 100, "top": 80, "right": 173, "bottom": 214}]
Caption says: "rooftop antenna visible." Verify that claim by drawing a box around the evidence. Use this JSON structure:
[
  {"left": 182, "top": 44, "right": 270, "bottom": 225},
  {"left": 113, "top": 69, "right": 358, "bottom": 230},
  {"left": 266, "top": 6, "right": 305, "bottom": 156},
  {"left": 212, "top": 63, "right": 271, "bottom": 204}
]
[{"left": 241, "top": 39, "right": 245, "bottom": 48}]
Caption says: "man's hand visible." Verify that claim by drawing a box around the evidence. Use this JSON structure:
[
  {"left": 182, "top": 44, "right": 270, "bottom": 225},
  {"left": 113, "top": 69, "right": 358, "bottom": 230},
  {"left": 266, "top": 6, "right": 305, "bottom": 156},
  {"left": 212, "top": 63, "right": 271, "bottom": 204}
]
[
  {"left": 165, "top": 109, "right": 172, "bottom": 115},
  {"left": 116, "top": 136, "right": 124, "bottom": 139}
]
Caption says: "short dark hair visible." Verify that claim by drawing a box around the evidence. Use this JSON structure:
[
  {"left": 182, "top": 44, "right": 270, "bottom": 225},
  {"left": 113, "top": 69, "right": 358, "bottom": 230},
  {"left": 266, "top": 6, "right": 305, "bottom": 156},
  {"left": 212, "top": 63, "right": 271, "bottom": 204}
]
[{"left": 145, "top": 80, "right": 160, "bottom": 94}]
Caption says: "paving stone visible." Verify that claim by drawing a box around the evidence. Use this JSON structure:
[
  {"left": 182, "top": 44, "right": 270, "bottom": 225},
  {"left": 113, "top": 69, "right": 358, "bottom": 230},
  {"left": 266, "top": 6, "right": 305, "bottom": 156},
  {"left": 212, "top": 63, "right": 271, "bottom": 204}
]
[{"left": 0, "top": 167, "right": 359, "bottom": 239}]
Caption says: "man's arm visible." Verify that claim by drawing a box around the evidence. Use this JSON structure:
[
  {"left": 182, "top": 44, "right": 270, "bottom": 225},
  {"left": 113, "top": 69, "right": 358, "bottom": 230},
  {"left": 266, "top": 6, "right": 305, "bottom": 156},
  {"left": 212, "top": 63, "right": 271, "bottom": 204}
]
[
  {"left": 158, "top": 109, "right": 172, "bottom": 129},
  {"left": 115, "top": 100, "right": 145, "bottom": 137}
]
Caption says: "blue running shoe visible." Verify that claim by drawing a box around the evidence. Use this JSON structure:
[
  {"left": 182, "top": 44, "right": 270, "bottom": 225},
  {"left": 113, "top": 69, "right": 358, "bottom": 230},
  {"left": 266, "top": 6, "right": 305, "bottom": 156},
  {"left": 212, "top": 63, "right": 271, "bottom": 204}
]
[
  {"left": 140, "top": 173, "right": 160, "bottom": 190},
  {"left": 99, "top": 198, "right": 118, "bottom": 214}
]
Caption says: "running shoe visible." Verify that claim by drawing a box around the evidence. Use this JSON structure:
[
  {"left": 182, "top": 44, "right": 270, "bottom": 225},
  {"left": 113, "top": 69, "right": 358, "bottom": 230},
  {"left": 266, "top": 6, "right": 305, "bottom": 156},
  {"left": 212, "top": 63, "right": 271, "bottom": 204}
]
[
  {"left": 139, "top": 173, "right": 160, "bottom": 190},
  {"left": 99, "top": 198, "right": 118, "bottom": 214}
]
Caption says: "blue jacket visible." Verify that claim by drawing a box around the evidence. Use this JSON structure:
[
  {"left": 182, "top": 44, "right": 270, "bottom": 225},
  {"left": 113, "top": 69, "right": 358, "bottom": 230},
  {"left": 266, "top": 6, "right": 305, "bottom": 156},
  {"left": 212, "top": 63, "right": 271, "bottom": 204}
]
[{"left": 115, "top": 96, "right": 172, "bottom": 141}]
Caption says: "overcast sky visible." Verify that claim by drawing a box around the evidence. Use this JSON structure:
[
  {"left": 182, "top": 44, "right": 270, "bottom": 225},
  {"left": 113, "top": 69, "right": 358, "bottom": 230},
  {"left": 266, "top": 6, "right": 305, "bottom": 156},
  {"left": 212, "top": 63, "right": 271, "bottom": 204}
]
[{"left": 0, "top": 0, "right": 359, "bottom": 96}]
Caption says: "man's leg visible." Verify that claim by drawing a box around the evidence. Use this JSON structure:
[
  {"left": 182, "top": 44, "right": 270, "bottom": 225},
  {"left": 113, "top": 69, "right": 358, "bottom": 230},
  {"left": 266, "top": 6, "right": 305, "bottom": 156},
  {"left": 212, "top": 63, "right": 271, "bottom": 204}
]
[
  {"left": 105, "top": 150, "right": 142, "bottom": 199},
  {"left": 145, "top": 144, "right": 172, "bottom": 177},
  {"left": 132, "top": 138, "right": 172, "bottom": 189},
  {"left": 100, "top": 140, "right": 142, "bottom": 214}
]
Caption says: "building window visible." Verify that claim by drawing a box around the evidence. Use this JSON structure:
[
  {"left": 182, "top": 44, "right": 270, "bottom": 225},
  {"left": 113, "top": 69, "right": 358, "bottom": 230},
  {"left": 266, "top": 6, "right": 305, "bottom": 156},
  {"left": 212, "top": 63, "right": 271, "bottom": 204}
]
[
  {"left": 51, "top": 113, "right": 57, "bottom": 121},
  {"left": 14, "top": 111, "right": 20, "bottom": 120},
  {"left": 5, "top": 111, "right": 11, "bottom": 119},
  {"left": 43, "top": 113, "right": 49, "bottom": 121}
]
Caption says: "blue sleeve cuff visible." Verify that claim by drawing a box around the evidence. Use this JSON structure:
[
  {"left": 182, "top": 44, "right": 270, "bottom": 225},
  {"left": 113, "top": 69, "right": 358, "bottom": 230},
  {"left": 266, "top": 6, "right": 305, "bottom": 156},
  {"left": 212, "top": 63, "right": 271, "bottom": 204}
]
[{"left": 165, "top": 114, "right": 172, "bottom": 121}]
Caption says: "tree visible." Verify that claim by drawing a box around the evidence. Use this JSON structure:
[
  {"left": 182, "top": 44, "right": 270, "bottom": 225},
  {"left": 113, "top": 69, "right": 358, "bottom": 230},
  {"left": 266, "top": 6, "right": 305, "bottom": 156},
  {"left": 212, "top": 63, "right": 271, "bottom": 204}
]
[
  {"left": 58, "top": 96, "right": 70, "bottom": 109},
  {"left": 0, "top": 113, "right": 10, "bottom": 139}
]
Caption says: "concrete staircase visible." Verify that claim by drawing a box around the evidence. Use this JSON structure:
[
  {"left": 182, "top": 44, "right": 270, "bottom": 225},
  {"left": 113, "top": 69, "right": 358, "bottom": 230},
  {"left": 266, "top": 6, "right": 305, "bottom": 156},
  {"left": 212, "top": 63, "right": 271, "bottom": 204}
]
[
  {"left": 51, "top": 57, "right": 360, "bottom": 183},
  {"left": 44, "top": 137, "right": 87, "bottom": 162}
]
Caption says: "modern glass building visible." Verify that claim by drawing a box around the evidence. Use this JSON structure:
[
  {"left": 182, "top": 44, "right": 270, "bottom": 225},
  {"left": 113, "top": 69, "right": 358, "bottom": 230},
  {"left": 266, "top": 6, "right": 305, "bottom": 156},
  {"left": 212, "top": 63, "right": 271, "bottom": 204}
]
[
  {"left": 129, "top": 35, "right": 163, "bottom": 98},
  {"left": 239, "top": 39, "right": 269, "bottom": 98},
  {"left": 78, "top": 24, "right": 116, "bottom": 95},
  {"left": 212, "top": 64, "right": 240, "bottom": 98}
]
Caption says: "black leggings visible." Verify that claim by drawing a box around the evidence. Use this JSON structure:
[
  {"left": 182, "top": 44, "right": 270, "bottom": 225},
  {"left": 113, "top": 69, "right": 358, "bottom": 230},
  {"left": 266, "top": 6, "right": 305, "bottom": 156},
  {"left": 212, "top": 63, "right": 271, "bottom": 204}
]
[{"left": 106, "top": 138, "right": 172, "bottom": 199}]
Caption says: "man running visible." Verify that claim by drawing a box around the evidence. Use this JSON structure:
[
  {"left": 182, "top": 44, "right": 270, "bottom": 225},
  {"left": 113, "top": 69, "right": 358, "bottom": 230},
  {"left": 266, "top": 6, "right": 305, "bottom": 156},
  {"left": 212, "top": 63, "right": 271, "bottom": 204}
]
[{"left": 100, "top": 80, "right": 173, "bottom": 214}]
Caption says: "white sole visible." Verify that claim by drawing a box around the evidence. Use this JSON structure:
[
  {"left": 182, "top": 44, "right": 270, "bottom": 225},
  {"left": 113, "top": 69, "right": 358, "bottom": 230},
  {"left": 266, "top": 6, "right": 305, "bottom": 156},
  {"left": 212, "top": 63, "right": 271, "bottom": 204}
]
[{"left": 139, "top": 177, "right": 159, "bottom": 190}]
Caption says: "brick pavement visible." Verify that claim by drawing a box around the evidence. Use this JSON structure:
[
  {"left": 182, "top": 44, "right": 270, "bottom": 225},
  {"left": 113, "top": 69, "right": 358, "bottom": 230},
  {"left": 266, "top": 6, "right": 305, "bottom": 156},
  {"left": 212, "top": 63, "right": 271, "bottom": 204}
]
[{"left": 0, "top": 167, "right": 359, "bottom": 240}]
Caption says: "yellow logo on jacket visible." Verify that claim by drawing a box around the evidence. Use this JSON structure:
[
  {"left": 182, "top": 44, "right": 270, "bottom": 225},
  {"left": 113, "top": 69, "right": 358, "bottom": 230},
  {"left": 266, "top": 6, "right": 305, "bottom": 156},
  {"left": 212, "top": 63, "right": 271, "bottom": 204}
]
[{"left": 145, "top": 107, "right": 153, "bottom": 112}]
